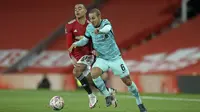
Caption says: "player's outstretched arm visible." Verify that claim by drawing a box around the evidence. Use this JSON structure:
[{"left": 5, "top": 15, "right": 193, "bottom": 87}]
[
  {"left": 74, "top": 36, "right": 89, "bottom": 46},
  {"left": 68, "top": 36, "right": 89, "bottom": 53}
]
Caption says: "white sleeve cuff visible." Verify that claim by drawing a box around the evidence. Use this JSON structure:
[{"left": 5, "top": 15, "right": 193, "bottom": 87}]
[{"left": 99, "top": 25, "right": 112, "bottom": 34}]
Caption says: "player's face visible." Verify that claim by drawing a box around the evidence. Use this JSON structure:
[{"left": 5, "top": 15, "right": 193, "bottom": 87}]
[
  {"left": 89, "top": 13, "right": 101, "bottom": 27},
  {"left": 74, "top": 4, "right": 86, "bottom": 19}
]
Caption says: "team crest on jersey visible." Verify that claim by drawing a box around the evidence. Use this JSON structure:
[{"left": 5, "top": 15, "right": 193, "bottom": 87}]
[
  {"left": 68, "top": 19, "right": 76, "bottom": 24},
  {"left": 74, "top": 29, "right": 78, "bottom": 32}
]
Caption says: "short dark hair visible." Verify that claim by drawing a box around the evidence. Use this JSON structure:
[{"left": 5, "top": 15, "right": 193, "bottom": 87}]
[
  {"left": 89, "top": 8, "right": 101, "bottom": 16},
  {"left": 75, "top": 4, "right": 86, "bottom": 9}
]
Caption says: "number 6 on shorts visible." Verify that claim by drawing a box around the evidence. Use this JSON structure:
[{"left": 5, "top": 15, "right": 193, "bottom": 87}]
[{"left": 109, "top": 57, "right": 130, "bottom": 78}]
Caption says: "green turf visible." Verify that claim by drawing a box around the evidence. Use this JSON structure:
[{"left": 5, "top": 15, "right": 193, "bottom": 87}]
[{"left": 0, "top": 90, "right": 200, "bottom": 112}]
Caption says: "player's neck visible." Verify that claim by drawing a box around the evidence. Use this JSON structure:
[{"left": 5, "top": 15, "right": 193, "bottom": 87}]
[
  {"left": 95, "top": 19, "right": 102, "bottom": 28},
  {"left": 77, "top": 16, "right": 86, "bottom": 25}
]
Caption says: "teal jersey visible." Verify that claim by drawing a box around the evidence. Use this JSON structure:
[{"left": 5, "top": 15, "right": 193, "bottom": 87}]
[{"left": 85, "top": 19, "right": 121, "bottom": 60}]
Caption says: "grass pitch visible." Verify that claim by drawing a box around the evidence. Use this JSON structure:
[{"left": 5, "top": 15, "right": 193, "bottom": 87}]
[{"left": 0, "top": 90, "right": 200, "bottom": 112}]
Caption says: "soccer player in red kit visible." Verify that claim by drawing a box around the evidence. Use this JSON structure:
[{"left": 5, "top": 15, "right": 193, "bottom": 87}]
[
  {"left": 66, "top": 4, "right": 116, "bottom": 109},
  {"left": 65, "top": 4, "right": 97, "bottom": 108}
]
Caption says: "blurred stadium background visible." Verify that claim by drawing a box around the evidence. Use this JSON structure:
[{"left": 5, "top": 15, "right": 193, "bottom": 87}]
[{"left": 0, "top": 0, "right": 200, "bottom": 112}]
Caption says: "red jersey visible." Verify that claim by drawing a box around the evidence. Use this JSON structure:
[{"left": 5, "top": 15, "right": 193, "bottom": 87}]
[{"left": 65, "top": 19, "right": 93, "bottom": 61}]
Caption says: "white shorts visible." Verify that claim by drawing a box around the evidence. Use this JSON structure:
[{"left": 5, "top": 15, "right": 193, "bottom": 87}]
[{"left": 71, "top": 55, "right": 95, "bottom": 76}]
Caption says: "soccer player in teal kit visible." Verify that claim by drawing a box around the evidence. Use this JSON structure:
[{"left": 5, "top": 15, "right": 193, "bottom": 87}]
[{"left": 69, "top": 8, "right": 147, "bottom": 112}]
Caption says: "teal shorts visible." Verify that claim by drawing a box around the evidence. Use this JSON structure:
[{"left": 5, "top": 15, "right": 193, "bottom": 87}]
[{"left": 92, "top": 57, "right": 130, "bottom": 78}]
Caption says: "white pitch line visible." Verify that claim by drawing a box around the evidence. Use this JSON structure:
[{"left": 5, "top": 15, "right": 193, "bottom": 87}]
[{"left": 117, "top": 95, "right": 200, "bottom": 102}]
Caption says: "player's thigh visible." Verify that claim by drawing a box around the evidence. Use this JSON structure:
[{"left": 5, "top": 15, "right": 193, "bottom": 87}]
[
  {"left": 109, "top": 57, "right": 130, "bottom": 78},
  {"left": 76, "top": 55, "right": 95, "bottom": 76},
  {"left": 92, "top": 58, "right": 109, "bottom": 78}
]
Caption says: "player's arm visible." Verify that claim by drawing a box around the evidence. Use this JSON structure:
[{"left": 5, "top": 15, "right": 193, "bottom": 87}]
[
  {"left": 74, "top": 36, "right": 89, "bottom": 46},
  {"left": 98, "top": 24, "right": 112, "bottom": 34},
  {"left": 65, "top": 24, "right": 73, "bottom": 49},
  {"left": 68, "top": 36, "right": 89, "bottom": 53},
  {"left": 68, "top": 25, "right": 91, "bottom": 53}
]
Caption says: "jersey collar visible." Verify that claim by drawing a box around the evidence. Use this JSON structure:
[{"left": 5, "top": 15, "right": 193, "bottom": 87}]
[{"left": 95, "top": 20, "right": 102, "bottom": 28}]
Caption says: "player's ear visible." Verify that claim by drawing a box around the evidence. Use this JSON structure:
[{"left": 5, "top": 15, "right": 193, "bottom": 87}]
[{"left": 98, "top": 14, "right": 101, "bottom": 19}]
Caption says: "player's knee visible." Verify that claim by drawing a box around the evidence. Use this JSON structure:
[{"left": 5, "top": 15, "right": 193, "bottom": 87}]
[
  {"left": 75, "top": 63, "right": 87, "bottom": 72},
  {"left": 73, "top": 68, "right": 76, "bottom": 75},
  {"left": 121, "top": 76, "right": 132, "bottom": 86},
  {"left": 91, "top": 67, "right": 102, "bottom": 79},
  {"left": 74, "top": 64, "right": 87, "bottom": 76},
  {"left": 126, "top": 79, "right": 132, "bottom": 86},
  {"left": 73, "top": 65, "right": 86, "bottom": 77},
  {"left": 73, "top": 68, "right": 80, "bottom": 77}
]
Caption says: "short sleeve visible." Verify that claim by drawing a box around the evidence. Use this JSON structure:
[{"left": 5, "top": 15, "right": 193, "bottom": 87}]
[
  {"left": 65, "top": 23, "right": 73, "bottom": 48},
  {"left": 65, "top": 23, "right": 72, "bottom": 34}
]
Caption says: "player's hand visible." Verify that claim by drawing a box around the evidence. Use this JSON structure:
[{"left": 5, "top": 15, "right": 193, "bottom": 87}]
[
  {"left": 94, "top": 28, "right": 99, "bottom": 34},
  {"left": 68, "top": 44, "right": 77, "bottom": 53},
  {"left": 75, "top": 36, "right": 83, "bottom": 40},
  {"left": 92, "top": 50, "right": 99, "bottom": 56}
]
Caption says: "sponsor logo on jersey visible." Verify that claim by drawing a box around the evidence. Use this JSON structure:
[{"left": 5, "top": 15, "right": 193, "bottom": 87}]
[{"left": 74, "top": 29, "right": 78, "bottom": 32}]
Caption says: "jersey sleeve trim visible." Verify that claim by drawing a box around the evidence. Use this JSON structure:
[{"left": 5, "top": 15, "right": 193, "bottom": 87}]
[
  {"left": 103, "top": 23, "right": 110, "bottom": 27},
  {"left": 84, "top": 35, "right": 91, "bottom": 39}
]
